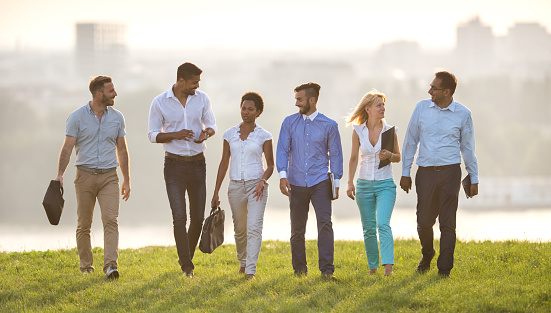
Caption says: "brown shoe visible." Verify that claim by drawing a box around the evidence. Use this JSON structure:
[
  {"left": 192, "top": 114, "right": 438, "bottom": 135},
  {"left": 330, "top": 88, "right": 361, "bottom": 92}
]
[
  {"left": 239, "top": 266, "right": 246, "bottom": 274},
  {"left": 322, "top": 273, "right": 338, "bottom": 281},
  {"left": 245, "top": 274, "right": 255, "bottom": 280}
]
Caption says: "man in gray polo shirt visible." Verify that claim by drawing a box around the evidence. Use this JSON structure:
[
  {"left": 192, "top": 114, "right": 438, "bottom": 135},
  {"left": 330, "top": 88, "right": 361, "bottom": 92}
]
[{"left": 55, "top": 75, "right": 131, "bottom": 279}]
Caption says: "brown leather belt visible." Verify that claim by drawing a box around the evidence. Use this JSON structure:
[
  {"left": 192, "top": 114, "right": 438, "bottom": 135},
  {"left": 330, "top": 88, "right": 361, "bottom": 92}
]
[
  {"left": 419, "top": 164, "right": 459, "bottom": 172},
  {"left": 77, "top": 166, "right": 117, "bottom": 175},
  {"left": 165, "top": 151, "right": 205, "bottom": 162}
]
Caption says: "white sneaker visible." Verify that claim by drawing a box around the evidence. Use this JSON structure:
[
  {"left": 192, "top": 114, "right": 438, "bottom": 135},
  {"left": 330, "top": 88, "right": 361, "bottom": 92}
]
[{"left": 105, "top": 265, "right": 119, "bottom": 279}]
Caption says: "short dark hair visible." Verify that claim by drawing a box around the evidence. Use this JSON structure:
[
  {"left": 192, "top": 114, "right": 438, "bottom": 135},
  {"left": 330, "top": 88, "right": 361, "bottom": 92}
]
[
  {"left": 89, "top": 76, "right": 112, "bottom": 96},
  {"left": 435, "top": 71, "right": 457, "bottom": 95},
  {"left": 294, "top": 82, "right": 321, "bottom": 101},
  {"left": 241, "top": 92, "right": 264, "bottom": 116},
  {"left": 177, "top": 62, "right": 202, "bottom": 81}
]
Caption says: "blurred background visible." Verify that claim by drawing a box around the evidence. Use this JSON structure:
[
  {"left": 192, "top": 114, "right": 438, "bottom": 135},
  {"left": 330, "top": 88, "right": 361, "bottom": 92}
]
[{"left": 1, "top": 0, "right": 551, "bottom": 251}]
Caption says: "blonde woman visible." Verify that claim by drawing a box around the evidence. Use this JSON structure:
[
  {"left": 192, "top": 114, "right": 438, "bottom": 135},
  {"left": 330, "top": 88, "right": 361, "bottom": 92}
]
[{"left": 346, "top": 90, "right": 401, "bottom": 276}]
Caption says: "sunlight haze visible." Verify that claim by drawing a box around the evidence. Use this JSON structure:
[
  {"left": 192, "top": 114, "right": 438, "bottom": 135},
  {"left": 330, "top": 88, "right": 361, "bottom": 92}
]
[{"left": 1, "top": 0, "right": 550, "bottom": 51}]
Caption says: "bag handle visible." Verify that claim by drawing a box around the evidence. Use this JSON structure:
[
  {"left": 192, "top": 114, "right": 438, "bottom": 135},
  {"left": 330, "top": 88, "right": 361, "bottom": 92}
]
[
  {"left": 209, "top": 206, "right": 221, "bottom": 215},
  {"left": 52, "top": 180, "right": 64, "bottom": 196}
]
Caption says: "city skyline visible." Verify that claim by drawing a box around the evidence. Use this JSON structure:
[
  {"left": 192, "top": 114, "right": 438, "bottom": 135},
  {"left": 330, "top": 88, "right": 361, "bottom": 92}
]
[{"left": 1, "top": 0, "right": 550, "bottom": 51}]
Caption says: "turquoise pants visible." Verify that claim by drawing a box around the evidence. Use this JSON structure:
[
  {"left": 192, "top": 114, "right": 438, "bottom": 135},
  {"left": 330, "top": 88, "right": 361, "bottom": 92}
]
[{"left": 355, "top": 178, "right": 396, "bottom": 269}]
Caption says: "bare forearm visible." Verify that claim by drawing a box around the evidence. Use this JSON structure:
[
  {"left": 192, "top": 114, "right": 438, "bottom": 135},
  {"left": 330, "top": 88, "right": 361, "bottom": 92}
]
[
  {"left": 213, "top": 161, "right": 229, "bottom": 195},
  {"left": 389, "top": 152, "right": 401, "bottom": 163},
  {"left": 117, "top": 149, "right": 130, "bottom": 182},
  {"left": 262, "top": 165, "right": 274, "bottom": 181},
  {"left": 347, "top": 157, "right": 358, "bottom": 186},
  {"left": 155, "top": 132, "right": 177, "bottom": 143},
  {"left": 57, "top": 149, "right": 72, "bottom": 178}
]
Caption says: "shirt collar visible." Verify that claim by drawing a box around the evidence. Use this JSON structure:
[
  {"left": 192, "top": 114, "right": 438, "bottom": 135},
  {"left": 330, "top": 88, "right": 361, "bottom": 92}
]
[
  {"left": 167, "top": 85, "right": 196, "bottom": 101},
  {"left": 87, "top": 102, "right": 108, "bottom": 115},
  {"left": 302, "top": 110, "right": 319, "bottom": 121},
  {"left": 235, "top": 123, "right": 259, "bottom": 133},
  {"left": 429, "top": 98, "right": 456, "bottom": 112}
]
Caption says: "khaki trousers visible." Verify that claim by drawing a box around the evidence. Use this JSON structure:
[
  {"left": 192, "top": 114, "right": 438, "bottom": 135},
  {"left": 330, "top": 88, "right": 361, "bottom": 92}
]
[{"left": 74, "top": 169, "right": 119, "bottom": 273}]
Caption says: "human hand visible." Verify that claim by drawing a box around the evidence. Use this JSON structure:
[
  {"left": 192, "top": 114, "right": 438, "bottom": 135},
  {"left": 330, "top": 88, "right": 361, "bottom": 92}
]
[
  {"left": 54, "top": 175, "right": 64, "bottom": 188},
  {"left": 280, "top": 178, "right": 291, "bottom": 196},
  {"left": 211, "top": 193, "right": 220, "bottom": 208},
  {"left": 400, "top": 176, "right": 412, "bottom": 193},
  {"left": 121, "top": 180, "right": 131, "bottom": 201},
  {"left": 174, "top": 129, "right": 195, "bottom": 141},
  {"left": 380, "top": 149, "right": 392, "bottom": 160},
  {"left": 468, "top": 183, "right": 479, "bottom": 198},
  {"left": 194, "top": 129, "right": 208, "bottom": 143},
  {"left": 346, "top": 184, "right": 355, "bottom": 200},
  {"left": 253, "top": 180, "right": 265, "bottom": 201}
]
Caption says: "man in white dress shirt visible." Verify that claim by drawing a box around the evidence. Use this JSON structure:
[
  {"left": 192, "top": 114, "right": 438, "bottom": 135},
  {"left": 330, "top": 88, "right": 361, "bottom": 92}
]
[{"left": 148, "top": 63, "right": 216, "bottom": 277}]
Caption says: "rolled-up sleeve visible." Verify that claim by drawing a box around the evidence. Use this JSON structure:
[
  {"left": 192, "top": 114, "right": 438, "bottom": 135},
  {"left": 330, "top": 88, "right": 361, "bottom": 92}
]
[
  {"left": 202, "top": 95, "right": 217, "bottom": 132},
  {"left": 148, "top": 99, "right": 162, "bottom": 143}
]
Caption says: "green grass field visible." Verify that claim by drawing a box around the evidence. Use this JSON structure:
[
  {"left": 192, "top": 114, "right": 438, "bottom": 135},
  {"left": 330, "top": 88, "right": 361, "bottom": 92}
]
[{"left": 1, "top": 239, "right": 550, "bottom": 312}]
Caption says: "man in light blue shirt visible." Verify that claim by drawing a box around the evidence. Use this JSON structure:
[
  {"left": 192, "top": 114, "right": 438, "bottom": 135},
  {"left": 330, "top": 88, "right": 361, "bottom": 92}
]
[
  {"left": 55, "top": 76, "right": 130, "bottom": 279},
  {"left": 400, "top": 71, "right": 479, "bottom": 277},
  {"left": 277, "top": 82, "right": 343, "bottom": 279}
]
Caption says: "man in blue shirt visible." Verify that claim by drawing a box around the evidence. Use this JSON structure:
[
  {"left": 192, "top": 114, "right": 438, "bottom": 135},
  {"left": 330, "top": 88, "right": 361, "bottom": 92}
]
[
  {"left": 55, "top": 76, "right": 131, "bottom": 279},
  {"left": 400, "top": 71, "right": 479, "bottom": 278},
  {"left": 276, "top": 82, "right": 343, "bottom": 279}
]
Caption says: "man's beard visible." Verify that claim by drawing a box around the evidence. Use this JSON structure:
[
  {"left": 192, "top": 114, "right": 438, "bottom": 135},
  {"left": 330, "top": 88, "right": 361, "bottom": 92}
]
[
  {"left": 102, "top": 94, "right": 114, "bottom": 106},
  {"left": 299, "top": 102, "right": 310, "bottom": 115}
]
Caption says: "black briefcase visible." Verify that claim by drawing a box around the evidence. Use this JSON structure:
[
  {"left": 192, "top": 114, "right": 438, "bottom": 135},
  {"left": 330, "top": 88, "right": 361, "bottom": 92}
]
[
  {"left": 42, "top": 180, "right": 65, "bottom": 225},
  {"left": 199, "top": 206, "right": 225, "bottom": 254}
]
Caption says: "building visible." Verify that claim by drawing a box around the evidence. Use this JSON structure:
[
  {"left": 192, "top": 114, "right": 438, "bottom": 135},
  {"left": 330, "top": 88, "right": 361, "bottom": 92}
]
[
  {"left": 75, "top": 23, "right": 127, "bottom": 76},
  {"left": 456, "top": 17, "right": 495, "bottom": 76}
]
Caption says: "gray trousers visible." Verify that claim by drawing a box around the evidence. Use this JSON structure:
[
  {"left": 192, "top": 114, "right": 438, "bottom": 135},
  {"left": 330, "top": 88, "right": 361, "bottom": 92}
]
[{"left": 228, "top": 179, "right": 268, "bottom": 275}]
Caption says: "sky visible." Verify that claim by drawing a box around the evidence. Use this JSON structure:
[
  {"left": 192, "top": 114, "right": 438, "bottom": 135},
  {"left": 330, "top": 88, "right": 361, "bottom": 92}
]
[{"left": 0, "top": 0, "right": 550, "bottom": 51}]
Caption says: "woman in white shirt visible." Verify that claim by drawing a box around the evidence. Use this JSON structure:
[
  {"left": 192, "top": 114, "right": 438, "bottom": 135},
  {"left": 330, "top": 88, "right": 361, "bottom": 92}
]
[
  {"left": 346, "top": 89, "right": 401, "bottom": 276},
  {"left": 211, "top": 92, "right": 274, "bottom": 279}
]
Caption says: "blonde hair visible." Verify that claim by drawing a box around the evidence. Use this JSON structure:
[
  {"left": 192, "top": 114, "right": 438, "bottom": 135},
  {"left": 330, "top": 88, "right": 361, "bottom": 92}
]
[{"left": 346, "top": 89, "right": 387, "bottom": 126}]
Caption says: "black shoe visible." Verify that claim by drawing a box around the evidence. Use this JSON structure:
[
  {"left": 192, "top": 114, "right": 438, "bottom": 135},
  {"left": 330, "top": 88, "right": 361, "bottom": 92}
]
[
  {"left": 183, "top": 268, "right": 194, "bottom": 278},
  {"left": 416, "top": 253, "right": 435, "bottom": 273},
  {"left": 438, "top": 272, "right": 450, "bottom": 278},
  {"left": 294, "top": 270, "right": 307, "bottom": 277}
]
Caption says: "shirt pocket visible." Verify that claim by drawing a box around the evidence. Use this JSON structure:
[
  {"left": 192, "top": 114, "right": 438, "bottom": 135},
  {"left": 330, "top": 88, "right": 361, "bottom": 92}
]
[{"left": 103, "top": 120, "right": 121, "bottom": 142}]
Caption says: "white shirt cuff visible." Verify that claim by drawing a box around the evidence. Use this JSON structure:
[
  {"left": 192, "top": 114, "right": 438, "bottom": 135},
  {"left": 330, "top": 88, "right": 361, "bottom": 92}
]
[{"left": 279, "top": 171, "right": 287, "bottom": 180}]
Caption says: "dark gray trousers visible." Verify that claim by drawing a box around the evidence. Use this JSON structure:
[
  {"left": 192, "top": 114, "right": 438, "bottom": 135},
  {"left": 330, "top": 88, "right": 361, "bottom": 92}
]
[
  {"left": 289, "top": 179, "right": 335, "bottom": 274},
  {"left": 415, "top": 164, "right": 461, "bottom": 275}
]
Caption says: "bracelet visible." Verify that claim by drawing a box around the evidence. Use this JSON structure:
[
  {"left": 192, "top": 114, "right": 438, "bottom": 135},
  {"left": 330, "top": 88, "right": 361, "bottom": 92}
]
[
  {"left": 261, "top": 178, "right": 268, "bottom": 184},
  {"left": 204, "top": 131, "right": 210, "bottom": 140}
]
